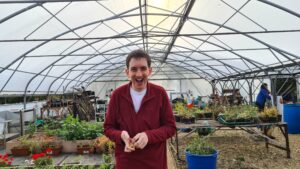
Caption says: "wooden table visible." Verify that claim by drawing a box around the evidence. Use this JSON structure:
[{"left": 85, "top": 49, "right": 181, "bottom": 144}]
[{"left": 171, "top": 120, "right": 290, "bottom": 160}]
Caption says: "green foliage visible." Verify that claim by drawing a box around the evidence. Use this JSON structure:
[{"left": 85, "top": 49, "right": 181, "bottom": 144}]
[
  {"left": 196, "top": 127, "right": 214, "bottom": 137},
  {"left": 58, "top": 115, "right": 103, "bottom": 140},
  {"left": 32, "top": 154, "right": 53, "bottom": 167},
  {"left": 43, "top": 119, "right": 63, "bottom": 136},
  {"left": 81, "top": 121, "right": 103, "bottom": 140},
  {"left": 174, "top": 102, "right": 198, "bottom": 118},
  {"left": 186, "top": 137, "right": 215, "bottom": 155},
  {"left": 99, "top": 154, "right": 114, "bottom": 169},
  {"left": 17, "top": 134, "right": 31, "bottom": 148},
  {"left": 222, "top": 105, "right": 258, "bottom": 121},
  {"left": 28, "top": 122, "right": 36, "bottom": 136},
  {"left": 44, "top": 118, "right": 63, "bottom": 130}
]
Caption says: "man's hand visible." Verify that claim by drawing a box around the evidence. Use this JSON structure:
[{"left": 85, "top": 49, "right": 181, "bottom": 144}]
[
  {"left": 121, "top": 131, "right": 135, "bottom": 152},
  {"left": 133, "top": 132, "right": 148, "bottom": 149}
]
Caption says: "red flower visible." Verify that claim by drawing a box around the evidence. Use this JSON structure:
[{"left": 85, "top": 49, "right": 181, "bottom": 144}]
[
  {"left": 187, "top": 103, "right": 193, "bottom": 109},
  {"left": 45, "top": 148, "right": 52, "bottom": 153},
  {"left": 0, "top": 153, "right": 13, "bottom": 166}
]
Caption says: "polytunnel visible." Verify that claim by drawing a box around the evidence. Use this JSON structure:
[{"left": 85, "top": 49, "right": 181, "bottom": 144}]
[
  {"left": 0, "top": 0, "right": 300, "bottom": 103},
  {"left": 1, "top": 1, "right": 300, "bottom": 168}
]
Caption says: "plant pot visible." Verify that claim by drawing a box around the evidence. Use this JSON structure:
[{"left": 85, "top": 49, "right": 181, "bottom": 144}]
[
  {"left": 77, "top": 146, "right": 95, "bottom": 154},
  {"left": 204, "top": 112, "right": 213, "bottom": 118},
  {"left": 43, "top": 146, "right": 62, "bottom": 156},
  {"left": 185, "top": 150, "right": 218, "bottom": 169},
  {"left": 174, "top": 114, "right": 181, "bottom": 122},
  {"left": 260, "top": 116, "right": 278, "bottom": 123},
  {"left": 180, "top": 117, "right": 195, "bottom": 124},
  {"left": 194, "top": 113, "right": 204, "bottom": 120},
  {"left": 11, "top": 147, "right": 30, "bottom": 156}
]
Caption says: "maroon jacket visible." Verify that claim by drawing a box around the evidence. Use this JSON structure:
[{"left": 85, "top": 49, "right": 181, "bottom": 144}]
[{"left": 104, "top": 82, "right": 176, "bottom": 169}]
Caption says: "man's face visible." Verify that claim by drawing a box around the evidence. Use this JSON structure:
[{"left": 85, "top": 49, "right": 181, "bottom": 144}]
[{"left": 125, "top": 57, "right": 152, "bottom": 92}]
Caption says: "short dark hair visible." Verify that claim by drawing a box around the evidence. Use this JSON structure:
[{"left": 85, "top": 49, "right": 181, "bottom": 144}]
[
  {"left": 126, "top": 49, "right": 151, "bottom": 68},
  {"left": 261, "top": 83, "right": 268, "bottom": 89}
]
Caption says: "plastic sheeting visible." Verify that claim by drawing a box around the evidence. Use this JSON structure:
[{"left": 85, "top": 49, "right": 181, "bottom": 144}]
[{"left": 0, "top": 0, "right": 299, "bottom": 94}]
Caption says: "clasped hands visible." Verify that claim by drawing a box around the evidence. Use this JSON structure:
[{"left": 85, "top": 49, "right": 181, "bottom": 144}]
[{"left": 121, "top": 131, "right": 148, "bottom": 152}]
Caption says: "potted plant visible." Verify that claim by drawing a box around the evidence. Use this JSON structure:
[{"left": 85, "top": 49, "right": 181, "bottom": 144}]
[
  {"left": 174, "top": 102, "right": 185, "bottom": 122},
  {"left": 28, "top": 140, "right": 47, "bottom": 154},
  {"left": 259, "top": 107, "right": 279, "bottom": 122},
  {"left": 31, "top": 152, "right": 53, "bottom": 167},
  {"left": 94, "top": 136, "right": 115, "bottom": 154},
  {"left": 185, "top": 137, "right": 218, "bottom": 169}
]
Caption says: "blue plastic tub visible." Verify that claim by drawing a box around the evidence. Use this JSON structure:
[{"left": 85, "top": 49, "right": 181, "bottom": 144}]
[
  {"left": 284, "top": 104, "right": 300, "bottom": 134},
  {"left": 185, "top": 150, "right": 218, "bottom": 169}
]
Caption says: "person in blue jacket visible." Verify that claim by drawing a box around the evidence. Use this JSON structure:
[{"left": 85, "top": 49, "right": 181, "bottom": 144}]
[
  {"left": 256, "top": 83, "right": 275, "bottom": 139},
  {"left": 255, "top": 83, "right": 271, "bottom": 112}
]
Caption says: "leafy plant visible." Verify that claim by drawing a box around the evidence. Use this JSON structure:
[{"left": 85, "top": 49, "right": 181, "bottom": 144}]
[
  {"left": 260, "top": 107, "right": 278, "bottom": 118},
  {"left": 186, "top": 137, "right": 215, "bottom": 155},
  {"left": 99, "top": 154, "right": 114, "bottom": 169},
  {"left": 31, "top": 152, "right": 53, "bottom": 167},
  {"left": 15, "top": 134, "right": 31, "bottom": 149},
  {"left": 58, "top": 115, "right": 103, "bottom": 140},
  {"left": 28, "top": 140, "right": 47, "bottom": 154},
  {"left": 28, "top": 122, "right": 36, "bottom": 136},
  {"left": 43, "top": 118, "right": 62, "bottom": 130},
  {"left": 94, "top": 136, "right": 115, "bottom": 153},
  {"left": 174, "top": 102, "right": 186, "bottom": 115},
  {"left": 222, "top": 105, "right": 258, "bottom": 122}
]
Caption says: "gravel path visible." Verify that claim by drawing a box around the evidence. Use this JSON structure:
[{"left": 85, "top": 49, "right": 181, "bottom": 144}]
[{"left": 170, "top": 127, "right": 300, "bottom": 169}]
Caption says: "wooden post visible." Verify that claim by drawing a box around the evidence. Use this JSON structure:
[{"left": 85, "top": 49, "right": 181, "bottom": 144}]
[
  {"left": 33, "top": 107, "right": 37, "bottom": 132},
  {"left": 40, "top": 107, "right": 44, "bottom": 119},
  {"left": 20, "top": 109, "right": 24, "bottom": 136}
]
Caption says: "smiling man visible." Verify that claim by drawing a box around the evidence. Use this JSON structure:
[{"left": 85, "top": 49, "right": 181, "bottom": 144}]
[{"left": 104, "top": 49, "right": 176, "bottom": 169}]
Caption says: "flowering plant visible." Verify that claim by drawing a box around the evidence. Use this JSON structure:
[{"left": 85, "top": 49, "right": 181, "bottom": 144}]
[
  {"left": 0, "top": 154, "right": 13, "bottom": 167},
  {"left": 31, "top": 151, "right": 53, "bottom": 167}
]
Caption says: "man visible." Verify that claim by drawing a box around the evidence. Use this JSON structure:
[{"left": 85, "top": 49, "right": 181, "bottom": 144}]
[{"left": 104, "top": 49, "right": 176, "bottom": 169}]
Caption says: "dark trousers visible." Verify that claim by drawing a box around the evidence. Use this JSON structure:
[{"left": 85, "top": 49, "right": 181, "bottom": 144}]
[{"left": 255, "top": 102, "right": 264, "bottom": 112}]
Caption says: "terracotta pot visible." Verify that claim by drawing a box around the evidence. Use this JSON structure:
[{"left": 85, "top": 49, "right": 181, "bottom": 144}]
[{"left": 43, "top": 146, "right": 63, "bottom": 156}]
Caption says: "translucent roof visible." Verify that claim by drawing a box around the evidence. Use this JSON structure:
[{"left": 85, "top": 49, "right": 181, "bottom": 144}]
[{"left": 0, "top": 0, "right": 300, "bottom": 94}]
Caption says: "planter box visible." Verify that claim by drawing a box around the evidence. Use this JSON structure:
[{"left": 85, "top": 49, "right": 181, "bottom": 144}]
[
  {"left": 77, "top": 146, "right": 95, "bottom": 154},
  {"left": 11, "top": 147, "right": 30, "bottom": 156},
  {"left": 7, "top": 138, "right": 94, "bottom": 154},
  {"left": 44, "top": 146, "right": 63, "bottom": 156},
  {"left": 180, "top": 117, "right": 195, "bottom": 124},
  {"left": 62, "top": 140, "right": 94, "bottom": 153},
  {"left": 6, "top": 139, "right": 19, "bottom": 154}
]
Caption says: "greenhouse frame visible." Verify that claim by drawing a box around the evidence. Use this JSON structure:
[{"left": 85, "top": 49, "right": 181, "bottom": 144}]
[
  {"left": 0, "top": 0, "right": 299, "bottom": 105},
  {"left": 1, "top": 0, "right": 300, "bottom": 169}
]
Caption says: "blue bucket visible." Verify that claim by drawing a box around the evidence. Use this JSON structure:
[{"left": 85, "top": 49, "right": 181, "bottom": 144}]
[
  {"left": 185, "top": 150, "right": 218, "bottom": 169},
  {"left": 284, "top": 104, "right": 300, "bottom": 134}
]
